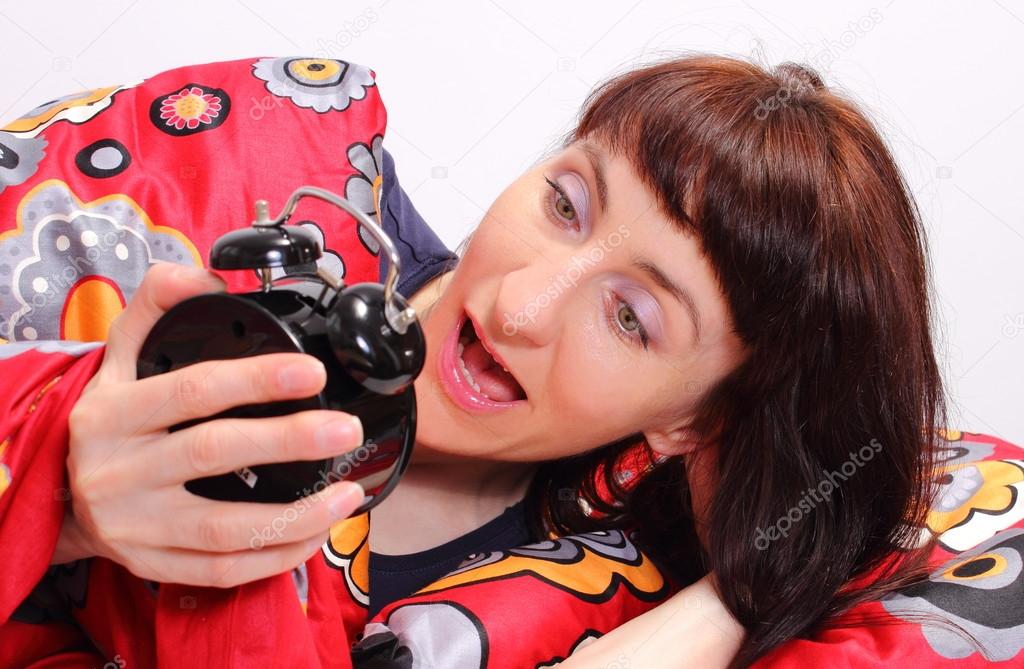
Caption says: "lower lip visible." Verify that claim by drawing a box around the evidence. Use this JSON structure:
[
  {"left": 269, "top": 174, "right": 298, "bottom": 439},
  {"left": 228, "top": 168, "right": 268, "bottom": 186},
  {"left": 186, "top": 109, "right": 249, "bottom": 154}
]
[{"left": 437, "top": 310, "right": 526, "bottom": 414}]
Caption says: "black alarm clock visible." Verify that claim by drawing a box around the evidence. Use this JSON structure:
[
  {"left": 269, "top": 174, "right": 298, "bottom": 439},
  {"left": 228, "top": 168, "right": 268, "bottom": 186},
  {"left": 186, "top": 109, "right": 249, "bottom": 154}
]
[{"left": 136, "top": 186, "right": 424, "bottom": 514}]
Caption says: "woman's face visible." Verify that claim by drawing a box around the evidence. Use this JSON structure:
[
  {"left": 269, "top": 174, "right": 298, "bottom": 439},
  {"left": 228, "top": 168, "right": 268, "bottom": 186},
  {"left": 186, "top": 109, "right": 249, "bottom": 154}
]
[{"left": 411, "top": 138, "right": 746, "bottom": 462}]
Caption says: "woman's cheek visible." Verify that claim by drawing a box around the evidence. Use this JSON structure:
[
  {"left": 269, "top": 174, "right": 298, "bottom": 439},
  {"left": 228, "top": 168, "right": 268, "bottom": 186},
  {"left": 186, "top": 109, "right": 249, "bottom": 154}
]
[
  {"left": 470, "top": 204, "right": 532, "bottom": 265},
  {"left": 552, "top": 323, "right": 632, "bottom": 423}
]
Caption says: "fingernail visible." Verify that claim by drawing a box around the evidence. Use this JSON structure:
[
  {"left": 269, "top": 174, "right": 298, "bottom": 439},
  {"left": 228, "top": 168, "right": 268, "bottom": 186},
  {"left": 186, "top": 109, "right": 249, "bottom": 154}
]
[
  {"left": 316, "top": 416, "right": 362, "bottom": 452},
  {"left": 328, "top": 482, "right": 365, "bottom": 520},
  {"left": 173, "top": 264, "right": 216, "bottom": 283},
  {"left": 278, "top": 359, "right": 326, "bottom": 393},
  {"left": 172, "top": 264, "right": 224, "bottom": 288}
]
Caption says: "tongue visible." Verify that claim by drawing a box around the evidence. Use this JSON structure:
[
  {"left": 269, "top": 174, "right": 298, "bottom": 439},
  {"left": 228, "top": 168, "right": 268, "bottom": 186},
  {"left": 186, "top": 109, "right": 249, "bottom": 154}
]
[{"left": 462, "top": 338, "right": 525, "bottom": 402}]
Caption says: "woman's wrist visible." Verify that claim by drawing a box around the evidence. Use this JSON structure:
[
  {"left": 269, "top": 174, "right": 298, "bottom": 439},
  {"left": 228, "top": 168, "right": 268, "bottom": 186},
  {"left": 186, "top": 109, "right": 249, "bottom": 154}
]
[
  {"left": 684, "top": 573, "right": 746, "bottom": 641},
  {"left": 556, "top": 571, "right": 744, "bottom": 668},
  {"left": 51, "top": 510, "right": 97, "bottom": 565}
]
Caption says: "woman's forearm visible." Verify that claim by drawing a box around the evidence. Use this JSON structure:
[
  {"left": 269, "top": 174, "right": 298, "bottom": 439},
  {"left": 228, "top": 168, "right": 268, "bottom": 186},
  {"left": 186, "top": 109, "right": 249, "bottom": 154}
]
[{"left": 557, "top": 574, "right": 744, "bottom": 668}]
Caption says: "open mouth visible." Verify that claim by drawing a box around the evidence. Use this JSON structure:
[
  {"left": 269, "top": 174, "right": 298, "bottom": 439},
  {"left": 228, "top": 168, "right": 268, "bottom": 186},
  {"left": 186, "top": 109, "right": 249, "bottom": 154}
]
[{"left": 456, "top": 314, "right": 527, "bottom": 403}]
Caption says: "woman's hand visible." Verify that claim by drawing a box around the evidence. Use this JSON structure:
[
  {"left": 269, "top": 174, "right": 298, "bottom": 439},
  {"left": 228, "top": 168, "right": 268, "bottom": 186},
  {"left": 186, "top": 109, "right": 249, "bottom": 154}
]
[
  {"left": 556, "top": 573, "right": 745, "bottom": 668},
  {"left": 55, "top": 263, "right": 367, "bottom": 588}
]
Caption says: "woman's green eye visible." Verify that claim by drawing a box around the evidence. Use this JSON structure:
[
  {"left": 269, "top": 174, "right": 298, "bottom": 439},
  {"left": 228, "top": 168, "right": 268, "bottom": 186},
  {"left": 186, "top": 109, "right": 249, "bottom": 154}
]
[
  {"left": 617, "top": 303, "right": 640, "bottom": 331},
  {"left": 544, "top": 176, "right": 579, "bottom": 227},
  {"left": 555, "top": 193, "right": 576, "bottom": 220},
  {"left": 606, "top": 292, "right": 650, "bottom": 351}
]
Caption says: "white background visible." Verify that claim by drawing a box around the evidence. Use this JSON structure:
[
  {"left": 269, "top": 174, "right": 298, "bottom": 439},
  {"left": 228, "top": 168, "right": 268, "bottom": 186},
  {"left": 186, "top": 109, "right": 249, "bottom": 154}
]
[{"left": 1, "top": 1, "right": 1021, "bottom": 442}]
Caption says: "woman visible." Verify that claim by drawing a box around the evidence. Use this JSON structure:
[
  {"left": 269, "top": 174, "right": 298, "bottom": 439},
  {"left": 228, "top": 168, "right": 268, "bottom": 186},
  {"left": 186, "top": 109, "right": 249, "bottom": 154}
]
[
  {"left": 394, "top": 54, "right": 945, "bottom": 666},
  {"left": 1, "top": 53, "right": 945, "bottom": 667}
]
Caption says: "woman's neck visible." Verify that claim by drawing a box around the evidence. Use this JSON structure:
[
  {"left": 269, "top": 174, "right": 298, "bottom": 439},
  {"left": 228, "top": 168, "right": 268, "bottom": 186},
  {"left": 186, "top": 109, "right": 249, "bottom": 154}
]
[
  {"left": 367, "top": 454, "right": 537, "bottom": 555},
  {"left": 366, "top": 267, "right": 536, "bottom": 554}
]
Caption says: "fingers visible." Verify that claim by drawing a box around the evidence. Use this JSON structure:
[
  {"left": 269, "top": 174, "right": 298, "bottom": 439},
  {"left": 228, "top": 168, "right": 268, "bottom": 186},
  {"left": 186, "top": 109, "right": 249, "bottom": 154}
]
[
  {"left": 129, "top": 480, "right": 365, "bottom": 553},
  {"left": 120, "top": 533, "right": 329, "bottom": 589},
  {"left": 115, "top": 352, "right": 328, "bottom": 433},
  {"left": 114, "top": 479, "right": 366, "bottom": 587},
  {"left": 137, "top": 410, "right": 363, "bottom": 486},
  {"left": 102, "top": 263, "right": 226, "bottom": 382}
]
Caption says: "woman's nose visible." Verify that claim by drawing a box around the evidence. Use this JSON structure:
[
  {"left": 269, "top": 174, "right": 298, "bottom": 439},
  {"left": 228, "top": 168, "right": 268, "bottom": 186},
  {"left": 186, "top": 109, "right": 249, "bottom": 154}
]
[{"left": 492, "top": 261, "right": 567, "bottom": 345}]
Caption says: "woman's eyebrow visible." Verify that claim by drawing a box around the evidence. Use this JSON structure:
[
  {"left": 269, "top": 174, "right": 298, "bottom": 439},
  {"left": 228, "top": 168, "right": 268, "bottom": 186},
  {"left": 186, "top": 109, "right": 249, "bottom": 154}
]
[
  {"left": 632, "top": 256, "right": 704, "bottom": 344},
  {"left": 574, "top": 141, "right": 704, "bottom": 343},
  {"left": 577, "top": 140, "right": 609, "bottom": 215}
]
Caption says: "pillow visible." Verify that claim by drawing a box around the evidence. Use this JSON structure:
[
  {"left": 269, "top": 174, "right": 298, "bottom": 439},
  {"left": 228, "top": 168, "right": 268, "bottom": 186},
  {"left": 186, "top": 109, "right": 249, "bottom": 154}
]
[
  {"left": 0, "top": 56, "right": 394, "bottom": 344},
  {"left": 754, "top": 429, "right": 1024, "bottom": 667}
]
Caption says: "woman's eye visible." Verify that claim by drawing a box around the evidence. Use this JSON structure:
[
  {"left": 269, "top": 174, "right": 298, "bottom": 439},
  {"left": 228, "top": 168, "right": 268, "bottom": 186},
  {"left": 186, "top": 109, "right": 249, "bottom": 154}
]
[
  {"left": 554, "top": 191, "right": 576, "bottom": 221},
  {"left": 605, "top": 292, "right": 650, "bottom": 351},
  {"left": 617, "top": 303, "right": 640, "bottom": 332},
  {"left": 542, "top": 173, "right": 588, "bottom": 234}
]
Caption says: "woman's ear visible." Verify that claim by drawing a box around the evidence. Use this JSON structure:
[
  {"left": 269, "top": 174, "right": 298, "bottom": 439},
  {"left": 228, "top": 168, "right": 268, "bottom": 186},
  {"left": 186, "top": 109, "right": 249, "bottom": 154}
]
[{"left": 643, "top": 423, "right": 703, "bottom": 457}]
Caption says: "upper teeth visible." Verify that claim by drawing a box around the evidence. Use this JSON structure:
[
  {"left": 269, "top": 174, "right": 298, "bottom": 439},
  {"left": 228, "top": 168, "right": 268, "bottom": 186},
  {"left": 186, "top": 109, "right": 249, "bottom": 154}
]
[
  {"left": 457, "top": 341, "right": 485, "bottom": 396},
  {"left": 458, "top": 333, "right": 516, "bottom": 397}
]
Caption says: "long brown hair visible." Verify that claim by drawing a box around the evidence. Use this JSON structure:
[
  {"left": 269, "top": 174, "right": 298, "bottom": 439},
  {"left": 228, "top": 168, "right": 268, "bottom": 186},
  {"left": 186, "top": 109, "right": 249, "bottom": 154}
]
[{"left": 524, "top": 54, "right": 948, "bottom": 666}]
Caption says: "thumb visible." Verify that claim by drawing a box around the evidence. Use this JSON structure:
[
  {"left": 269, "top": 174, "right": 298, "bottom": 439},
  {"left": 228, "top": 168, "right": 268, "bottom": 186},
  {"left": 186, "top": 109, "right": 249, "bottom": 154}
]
[{"left": 101, "top": 262, "right": 226, "bottom": 381}]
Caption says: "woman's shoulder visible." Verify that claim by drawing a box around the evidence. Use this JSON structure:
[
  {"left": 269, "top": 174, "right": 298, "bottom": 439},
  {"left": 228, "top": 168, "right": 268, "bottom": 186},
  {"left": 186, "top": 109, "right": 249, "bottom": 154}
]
[{"left": 377, "top": 148, "right": 459, "bottom": 298}]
